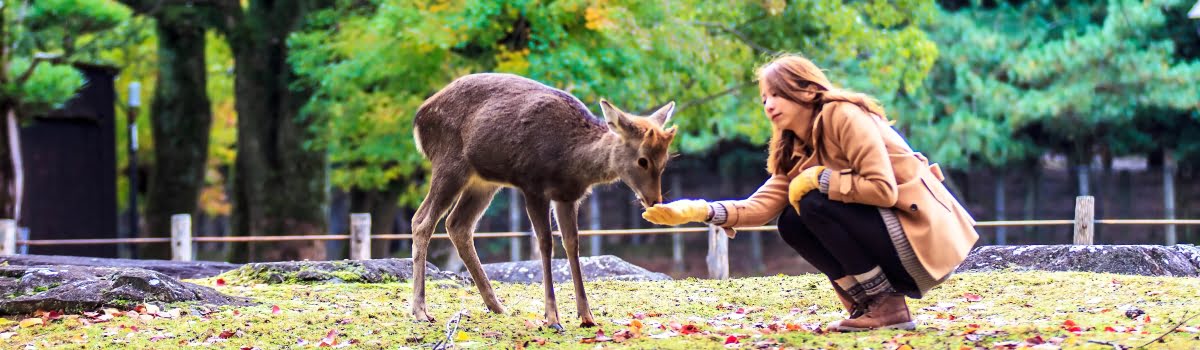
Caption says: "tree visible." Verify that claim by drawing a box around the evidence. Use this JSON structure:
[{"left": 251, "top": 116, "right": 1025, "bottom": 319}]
[
  {"left": 0, "top": 0, "right": 131, "bottom": 223},
  {"left": 118, "top": 1, "right": 216, "bottom": 258}
]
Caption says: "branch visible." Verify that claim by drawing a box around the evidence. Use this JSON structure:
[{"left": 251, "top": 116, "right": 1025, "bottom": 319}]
[
  {"left": 691, "top": 21, "right": 780, "bottom": 56},
  {"left": 674, "top": 80, "right": 757, "bottom": 113},
  {"left": 1138, "top": 311, "right": 1198, "bottom": 348},
  {"left": 15, "top": 53, "right": 64, "bottom": 85}
]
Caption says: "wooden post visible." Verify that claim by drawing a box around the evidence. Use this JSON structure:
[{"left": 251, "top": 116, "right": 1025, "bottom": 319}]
[
  {"left": 171, "top": 214, "right": 192, "bottom": 261},
  {"left": 509, "top": 188, "right": 524, "bottom": 261},
  {"left": 1073, "top": 196, "right": 1094, "bottom": 245},
  {"left": 1, "top": 219, "right": 16, "bottom": 255},
  {"left": 588, "top": 192, "right": 601, "bottom": 256},
  {"left": 350, "top": 213, "right": 371, "bottom": 260},
  {"left": 670, "top": 176, "right": 683, "bottom": 274},
  {"left": 995, "top": 171, "right": 1007, "bottom": 245},
  {"left": 706, "top": 224, "right": 729, "bottom": 280},
  {"left": 1164, "top": 150, "right": 1177, "bottom": 245}
]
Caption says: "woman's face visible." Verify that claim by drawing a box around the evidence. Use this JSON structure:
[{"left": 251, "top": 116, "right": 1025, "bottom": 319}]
[{"left": 761, "top": 88, "right": 814, "bottom": 131}]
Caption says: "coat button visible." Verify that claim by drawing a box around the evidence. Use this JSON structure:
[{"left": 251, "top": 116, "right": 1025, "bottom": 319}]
[{"left": 910, "top": 204, "right": 919, "bottom": 211}]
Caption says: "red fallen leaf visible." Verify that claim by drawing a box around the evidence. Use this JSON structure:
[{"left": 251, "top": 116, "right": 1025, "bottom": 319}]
[
  {"left": 736, "top": 307, "right": 746, "bottom": 314},
  {"left": 271, "top": 305, "right": 281, "bottom": 315},
  {"left": 318, "top": 329, "right": 338, "bottom": 347},
  {"left": 963, "top": 293, "right": 982, "bottom": 302},
  {"left": 1067, "top": 326, "right": 1082, "bottom": 333},
  {"left": 219, "top": 330, "right": 236, "bottom": 339},
  {"left": 680, "top": 324, "right": 701, "bottom": 335},
  {"left": 1144, "top": 315, "right": 1152, "bottom": 323},
  {"left": 1062, "top": 320, "right": 1077, "bottom": 327},
  {"left": 612, "top": 329, "right": 634, "bottom": 342},
  {"left": 785, "top": 323, "right": 801, "bottom": 331},
  {"left": 240, "top": 347, "right": 256, "bottom": 350},
  {"left": 580, "top": 329, "right": 613, "bottom": 343},
  {"left": 725, "top": 335, "right": 739, "bottom": 344},
  {"left": 1026, "top": 335, "right": 1045, "bottom": 344},
  {"left": 216, "top": 278, "right": 226, "bottom": 287},
  {"left": 1104, "top": 326, "right": 1117, "bottom": 332}
]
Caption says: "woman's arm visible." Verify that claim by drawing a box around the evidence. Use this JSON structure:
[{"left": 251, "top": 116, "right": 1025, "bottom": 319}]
[
  {"left": 824, "top": 104, "right": 899, "bottom": 208},
  {"left": 710, "top": 174, "right": 790, "bottom": 228}
]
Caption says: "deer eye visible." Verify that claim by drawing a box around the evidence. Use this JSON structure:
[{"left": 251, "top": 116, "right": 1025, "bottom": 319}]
[{"left": 637, "top": 158, "right": 649, "bottom": 169}]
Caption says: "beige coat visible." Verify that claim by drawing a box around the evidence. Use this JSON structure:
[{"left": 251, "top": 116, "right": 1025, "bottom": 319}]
[{"left": 714, "top": 101, "right": 979, "bottom": 280}]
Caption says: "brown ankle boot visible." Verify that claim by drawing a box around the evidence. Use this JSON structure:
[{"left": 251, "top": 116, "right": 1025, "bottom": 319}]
[
  {"left": 828, "top": 293, "right": 915, "bottom": 332},
  {"left": 832, "top": 285, "right": 864, "bottom": 319}
]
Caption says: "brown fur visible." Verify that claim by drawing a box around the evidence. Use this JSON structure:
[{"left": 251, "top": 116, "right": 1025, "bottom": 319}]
[{"left": 409, "top": 73, "right": 676, "bottom": 328}]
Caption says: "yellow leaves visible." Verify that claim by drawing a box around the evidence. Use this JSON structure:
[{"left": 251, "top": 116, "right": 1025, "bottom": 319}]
[
  {"left": 454, "top": 331, "right": 469, "bottom": 342},
  {"left": 19, "top": 318, "right": 44, "bottom": 328},
  {"left": 585, "top": 5, "right": 613, "bottom": 30},
  {"left": 495, "top": 46, "right": 532, "bottom": 76},
  {"left": 762, "top": 0, "right": 788, "bottom": 15}
]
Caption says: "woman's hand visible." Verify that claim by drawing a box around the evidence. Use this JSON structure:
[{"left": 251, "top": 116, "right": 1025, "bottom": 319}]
[
  {"left": 788, "top": 165, "right": 826, "bottom": 213},
  {"left": 642, "top": 199, "right": 710, "bottom": 226}
]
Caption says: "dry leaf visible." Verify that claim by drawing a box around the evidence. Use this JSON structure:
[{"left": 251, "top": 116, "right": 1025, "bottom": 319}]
[
  {"left": 963, "top": 293, "right": 983, "bottom": 302},
  {"left": 19, "top": 318, "right": 43, "bottom": 328}
]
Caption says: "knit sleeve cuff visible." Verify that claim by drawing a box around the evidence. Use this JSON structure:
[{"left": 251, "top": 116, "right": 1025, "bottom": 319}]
[
  {"left": 706, "top": 202, "right": 729, "bottom": 226},
  {"left": 818, "top": 168, "right": 833, "bottom": 194}
]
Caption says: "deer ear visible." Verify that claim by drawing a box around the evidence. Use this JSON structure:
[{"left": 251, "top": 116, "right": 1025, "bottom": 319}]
[
  {"left": 600, "top": 99, "right": 636, "bottom": 137},
  {"left": 649, "top": 101, "right": 675, "bottom": 127}
]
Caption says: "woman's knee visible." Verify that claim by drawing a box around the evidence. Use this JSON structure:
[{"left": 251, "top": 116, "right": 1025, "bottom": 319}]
[{"left": 799, "top": 191, "right": 831, "bottom": 215}]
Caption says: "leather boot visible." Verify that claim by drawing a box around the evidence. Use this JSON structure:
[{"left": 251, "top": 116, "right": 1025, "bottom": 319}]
[
  {"left": 832, "top": 283, "right": 864, "bottom": 319},
  {"left": 828, "top": 293, "right": 915, "bottom": 332}
]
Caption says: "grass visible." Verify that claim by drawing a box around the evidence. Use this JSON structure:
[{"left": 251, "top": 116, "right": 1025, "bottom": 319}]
[{"left": 2, "top": 271, "right": 1199, "bottom": 349}]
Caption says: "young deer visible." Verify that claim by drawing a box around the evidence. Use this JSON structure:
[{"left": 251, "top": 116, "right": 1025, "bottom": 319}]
[{"left": 410, "top": 73, "right": 676, "bottom": 330}]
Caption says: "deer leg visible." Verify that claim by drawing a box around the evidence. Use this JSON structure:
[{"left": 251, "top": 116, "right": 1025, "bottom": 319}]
[
  {"left": 410, "top": 167, "right": 468, "bottom": 322},
  {"left": 524, "top": 194, "right": 563, "bottom": 332},
  {"left": 553, "top": 200, "right": 596, "bottom": 327},
  {"left": 446, "top": 184, "right": 505, "bottom": 314}
]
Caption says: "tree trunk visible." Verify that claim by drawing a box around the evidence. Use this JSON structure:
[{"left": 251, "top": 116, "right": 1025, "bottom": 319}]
[
  {"left": 141, "top": 19, "right": 212, "bottom": 259},
  {"left": 1, "top": 108, "right": 22, "bottom": 223},
  {"left": 227, "top": 2, "right": 327, "bottom": 262},
  {"left": 1164, "top": 149, "right": 1177, "bottom": 245}
]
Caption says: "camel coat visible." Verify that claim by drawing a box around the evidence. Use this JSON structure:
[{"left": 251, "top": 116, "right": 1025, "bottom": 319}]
[{"left": 713, "top": 101, "right": 979, "bottom": 284}]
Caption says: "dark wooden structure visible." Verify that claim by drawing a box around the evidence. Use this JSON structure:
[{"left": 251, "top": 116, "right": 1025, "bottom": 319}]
[{"left": 20, "top": 63, "right": 119, "bottom": 257}]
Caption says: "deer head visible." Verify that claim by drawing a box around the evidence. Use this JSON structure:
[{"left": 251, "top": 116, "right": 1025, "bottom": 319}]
[{"left": 599, "top": 99, "right": 677, "bottom": 208}]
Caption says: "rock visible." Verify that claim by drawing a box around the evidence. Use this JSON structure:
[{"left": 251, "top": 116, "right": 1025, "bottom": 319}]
[
  {"left": 219, "top": 258, "right": 461, "bottom": 284},
  {"left": 0, "top": 254, "right": 240, "bottom": 279},
  {"left": 956, "top": 245, "right": 1200, "bottom": 277},
  {"left": 476, "top": 255, "right": 671, "bottom": 284},
  {"left": 0, "top": 265, "right": 248, "bottom": 315}
]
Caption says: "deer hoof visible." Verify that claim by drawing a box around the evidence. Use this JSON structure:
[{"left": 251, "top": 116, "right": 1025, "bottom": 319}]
[
  {"left": 413, "top": 311, "right": 435, "bottom": 323},
  {"left": 580, "top": 320, "right": 597, "bottom": 328},
  {"left": 547, "top": 323, "right": 565, "bottom": 333}
]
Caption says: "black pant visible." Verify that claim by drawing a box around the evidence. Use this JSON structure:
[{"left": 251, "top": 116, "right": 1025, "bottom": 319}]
[{"left": 777, "top": 191, "right": 919, "bottom": 297}]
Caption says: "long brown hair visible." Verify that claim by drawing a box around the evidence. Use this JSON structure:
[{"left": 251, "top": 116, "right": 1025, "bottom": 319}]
[{"left": 757, "top": 54, "right": 889, "bottom": 175}]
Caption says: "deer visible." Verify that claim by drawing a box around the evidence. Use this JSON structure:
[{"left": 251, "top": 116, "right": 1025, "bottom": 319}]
[{"left": 409, "top": 73, "right": 677, "bottom": 330}]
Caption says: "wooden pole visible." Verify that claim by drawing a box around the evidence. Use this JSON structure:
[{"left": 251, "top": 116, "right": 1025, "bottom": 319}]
[
  {"left": 1164, "top": 150, "right": 1177, "bottom": 245},
  {"left": 350, "top": 213, "right": 371, "bottom": 260},
  {"left": 170, "top": 214, "right": 192, "bottom": 261},
  {"left": 1074, "top": 196, "right": 1095, "bottom": 245},
  {"left": 995, "top": 171, "right": 1007, "bottom": 245},
  {"left": 509, "top": 188, "right": 523, "bottom": 261},
  {"left": 706, "top": 224, "right": 729, "bottom": 279},
  {"left": 588, "top": 192, "right": 601, "bottom": 256},
  {"left": 1, "top": 219, "right": 16, "bottom": 255}
]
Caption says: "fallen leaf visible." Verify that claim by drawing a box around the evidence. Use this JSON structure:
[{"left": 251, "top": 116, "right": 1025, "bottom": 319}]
[
  {"left": 724, "top": 335, "right": 739, "bottom": 344},
  {"left": 271, "top": 305, "right": 281, "bottom": 315},
  {"left": 680, "top": 324, "right": 701, "bottom": 335},
  {"left": 612, "top": 329, "right": 634, "bottom": 342},
  {"left": 19, "top": 318, "right": 43, "bottom": 328},
  {"left": 481, "top": 331, "right": 502, "bottom": 339},
  {"left": 963, "top": 293, "right": 983, "bottom": 302},
  {"left": 630, "top": 319, "right": 643, "bottom": 329},
  {"left": 455, "top": 331, "right": 468, "bottom": 342},
  {"left": 1062, "top": 320, "right": 1077, "bottom": 327},
  {"left": 1026, "top": 335, "right": 1045, "bottom": 344},
  {"left": 319, "top": 329, "right": 338, "bottom": 347},
  {"left": 1144, "top": 315, "right": 1152, "bottom": 323},
  {"left": 219, "top": 330, "right": 236, "bottom": 339},
  {"left": 524, "top": 319, "right": 540, "bottom": 330},
  {"left": 216, "top": 278, "right": 226, "bottom": 287},
  {"left": 897, "top": 345, "right": 913, "bottom": 350}
]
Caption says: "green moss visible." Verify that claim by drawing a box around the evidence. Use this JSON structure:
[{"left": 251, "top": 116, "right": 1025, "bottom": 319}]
[{"left": 5, "top": 272, "right": 1200, "bottom": 349}]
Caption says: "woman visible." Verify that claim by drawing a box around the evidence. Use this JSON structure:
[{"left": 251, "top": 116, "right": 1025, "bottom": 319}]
[{"left": 642, "top": 54, "right": 979, "bottom": 331}]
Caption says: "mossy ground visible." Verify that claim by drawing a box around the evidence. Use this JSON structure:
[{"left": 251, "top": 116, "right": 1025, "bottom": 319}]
[{"left": 2, "top": 271, "right": 1199, "bottom": 349}]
